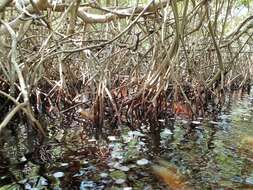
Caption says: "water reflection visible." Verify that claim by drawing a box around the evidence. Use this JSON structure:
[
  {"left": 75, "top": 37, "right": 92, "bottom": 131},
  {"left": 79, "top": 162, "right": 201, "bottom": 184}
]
[{"left": 0, "top": 90, "right": 253, "bottom": 189}]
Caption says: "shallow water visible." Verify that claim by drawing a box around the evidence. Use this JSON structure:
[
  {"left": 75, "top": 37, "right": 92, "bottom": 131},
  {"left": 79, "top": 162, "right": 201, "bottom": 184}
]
[{"left": 0, "top": 91, "right": 253, "bottom": 190}]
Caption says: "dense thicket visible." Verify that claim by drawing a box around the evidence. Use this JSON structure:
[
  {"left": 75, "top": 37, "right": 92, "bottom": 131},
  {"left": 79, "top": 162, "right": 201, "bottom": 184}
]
[{"left": 0, "top": 0, "right": 252, "bottom": 137}]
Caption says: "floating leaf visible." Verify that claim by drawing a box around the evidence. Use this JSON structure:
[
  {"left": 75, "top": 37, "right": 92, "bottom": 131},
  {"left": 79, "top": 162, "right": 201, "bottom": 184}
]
[
  {"left": 191, "top": 121, "right": 201, "bottom": 125},
  {"left": 136, "top": 159, "right": 149, "bottom": 166},
  {"left": 209, "top": 121, "right": 219, "bottom": 125},
  {"left": 123, "top": 187, "right": 132, "bottom": 190},
  {"left": 115, "top": 178, "right": 126, "bottom": 184},
  {"left": 160, "top": 128, "right": 173, "bottom": 139},
  {"left": 53, "top": 172, "right": 64, "bottom": 178},
  {"left": 108, "top": 136, "right": 117, "bottom": 141},
  {"left": 100, "top": 173, "right": 108, "bottom": 178},
  {"left": 110, "top": 170, "right": 127, "bottom": 180},
  {"left": 113, "top": 162, "right": 130, "bottom": 172},
  {"left": 80, "top": 180, "right": 96, "bottom": 189}
]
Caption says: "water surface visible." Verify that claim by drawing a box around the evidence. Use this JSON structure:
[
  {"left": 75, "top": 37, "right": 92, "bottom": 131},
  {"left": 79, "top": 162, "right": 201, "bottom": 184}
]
[{"left": 0, "top": 91, "right": 253, "bottom": 190}]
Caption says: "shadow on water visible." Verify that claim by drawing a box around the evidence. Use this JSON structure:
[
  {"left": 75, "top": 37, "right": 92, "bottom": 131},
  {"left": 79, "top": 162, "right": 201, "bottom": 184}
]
[{"left": 1, "top": 89, "right": 253, "bottom": 189}]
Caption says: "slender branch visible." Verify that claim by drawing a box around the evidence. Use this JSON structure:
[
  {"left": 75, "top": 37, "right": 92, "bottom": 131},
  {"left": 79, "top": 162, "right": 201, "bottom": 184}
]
[
  {"left": 0, "top": 90, "right": 46, "bottom": 136},
  {"left": 0, "top": 102, "right": 27, "bottom": 132},
  {"left": 0, "top": 19, "right": 29, "bottom": 103}
]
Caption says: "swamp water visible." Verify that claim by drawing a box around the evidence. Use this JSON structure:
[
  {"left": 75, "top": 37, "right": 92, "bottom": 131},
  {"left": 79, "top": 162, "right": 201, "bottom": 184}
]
[{"left": 0, "top": 91, "right": 253, "bottom": 190}]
